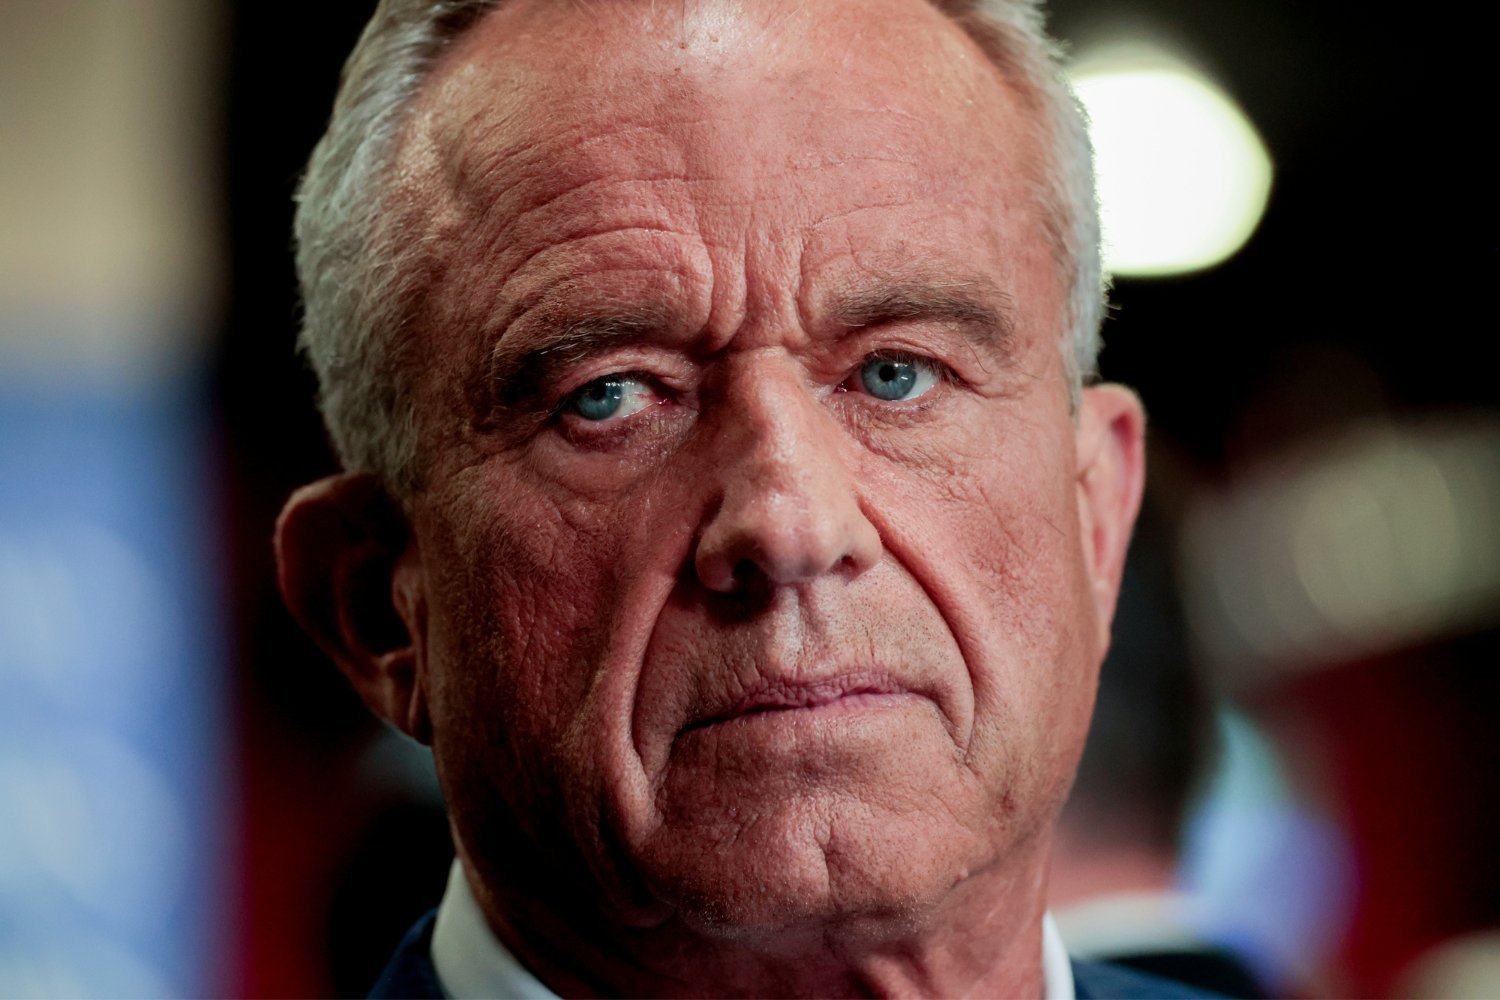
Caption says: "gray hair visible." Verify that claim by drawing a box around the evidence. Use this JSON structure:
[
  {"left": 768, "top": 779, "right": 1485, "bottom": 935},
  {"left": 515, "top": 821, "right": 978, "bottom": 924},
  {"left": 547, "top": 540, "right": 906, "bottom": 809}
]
[{"left": 294, "top": 0, "right": 1103, "bottom": 496}]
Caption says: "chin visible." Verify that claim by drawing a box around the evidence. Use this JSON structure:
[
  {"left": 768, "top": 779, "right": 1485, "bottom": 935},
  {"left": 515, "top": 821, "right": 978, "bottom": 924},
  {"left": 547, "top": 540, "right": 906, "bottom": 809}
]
[{"left": 635, "top": 797, "right": 993, "bottom": 949}]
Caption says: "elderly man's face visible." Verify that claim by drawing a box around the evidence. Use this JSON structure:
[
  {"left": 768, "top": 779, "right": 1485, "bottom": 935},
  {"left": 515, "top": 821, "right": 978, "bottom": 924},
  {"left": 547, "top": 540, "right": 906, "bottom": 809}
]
[{"left": 369, "top": 0, "right": 1139, "bottom": 944}]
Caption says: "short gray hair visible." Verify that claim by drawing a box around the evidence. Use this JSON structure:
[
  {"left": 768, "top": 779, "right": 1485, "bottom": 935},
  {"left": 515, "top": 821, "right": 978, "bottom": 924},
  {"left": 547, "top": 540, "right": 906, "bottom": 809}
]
[{"left": 294, "top": 0, "right": 1103, "bottom": 496}]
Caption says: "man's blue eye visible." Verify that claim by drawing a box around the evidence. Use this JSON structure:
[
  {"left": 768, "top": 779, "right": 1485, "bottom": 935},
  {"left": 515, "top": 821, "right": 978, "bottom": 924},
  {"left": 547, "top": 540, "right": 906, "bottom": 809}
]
[
  {"left": 859, "top": 357, "right": 938, "bottom": 401},
  {"left": 574, "top": 378, "right": 625, "bottom": 420},
  {"left": 565, "top": 376, "right": 653, "bottom": 422}
]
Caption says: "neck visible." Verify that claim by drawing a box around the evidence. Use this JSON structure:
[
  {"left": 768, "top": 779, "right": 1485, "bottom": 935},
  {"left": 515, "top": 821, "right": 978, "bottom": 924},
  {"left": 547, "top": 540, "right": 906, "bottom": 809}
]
[{"left": 455, "top": 838, "right": 1054, "bottom": 998}]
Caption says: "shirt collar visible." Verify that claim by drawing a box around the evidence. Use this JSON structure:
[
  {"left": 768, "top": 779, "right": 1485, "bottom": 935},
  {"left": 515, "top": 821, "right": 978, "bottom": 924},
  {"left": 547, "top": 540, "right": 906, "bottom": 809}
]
[
  {"left": 431, "top": 862, "right": 554, "bottom": 1000},
  {"left": 1042, "top": 910, "right": 1077, "bottom": 1000},
  {"left": 432, "top": 860, "right": 1076, "bottom": 1000}
]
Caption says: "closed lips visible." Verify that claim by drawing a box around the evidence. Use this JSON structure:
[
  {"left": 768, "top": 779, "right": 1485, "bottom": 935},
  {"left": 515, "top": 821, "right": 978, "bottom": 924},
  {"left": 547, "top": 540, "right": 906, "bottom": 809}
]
[{"left": 681, "top": 674, "right": 915, "bottom": 732}]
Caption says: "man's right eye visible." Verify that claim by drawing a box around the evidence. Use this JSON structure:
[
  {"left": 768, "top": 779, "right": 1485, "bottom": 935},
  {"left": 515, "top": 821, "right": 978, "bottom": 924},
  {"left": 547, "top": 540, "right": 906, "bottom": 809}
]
[{"left": 562, "top": 375, "right": 655, "bottom": 422}]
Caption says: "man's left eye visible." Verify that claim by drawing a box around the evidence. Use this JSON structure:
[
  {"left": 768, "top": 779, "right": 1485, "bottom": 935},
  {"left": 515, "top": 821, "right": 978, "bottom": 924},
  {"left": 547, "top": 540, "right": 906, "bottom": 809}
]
[
  {"left": 853, "top": 355, "right": 941, "bottom": 402},
  {"left": 562, "top": 375, "right": 655, "bottom": 422}
]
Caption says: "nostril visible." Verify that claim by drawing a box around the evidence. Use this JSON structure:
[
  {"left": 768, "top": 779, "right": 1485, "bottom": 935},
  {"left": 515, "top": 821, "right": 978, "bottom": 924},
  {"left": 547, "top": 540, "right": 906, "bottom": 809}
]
[{"left": 732, "top": 558, "right": 756, "bottom": 589}]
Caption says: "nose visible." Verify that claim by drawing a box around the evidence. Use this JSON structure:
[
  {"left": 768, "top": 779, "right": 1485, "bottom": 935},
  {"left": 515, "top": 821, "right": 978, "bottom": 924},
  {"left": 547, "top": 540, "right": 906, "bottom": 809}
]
[{"left": 693, "top": 363, "right": 882, "bottom": 593}]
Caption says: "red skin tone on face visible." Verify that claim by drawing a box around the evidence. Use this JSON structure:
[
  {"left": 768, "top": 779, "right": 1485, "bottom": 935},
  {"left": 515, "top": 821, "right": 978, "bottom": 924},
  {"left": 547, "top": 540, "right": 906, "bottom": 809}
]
[{"left": 296, "top": 0, "right": 1144, "bottom": 994}]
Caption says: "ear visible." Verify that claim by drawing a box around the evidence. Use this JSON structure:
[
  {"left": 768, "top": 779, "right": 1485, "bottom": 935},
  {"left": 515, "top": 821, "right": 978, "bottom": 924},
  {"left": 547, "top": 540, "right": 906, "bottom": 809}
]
[
  {"left": 1074, "top": 384, "right": 1147, "bottom": 642},
  {"left": 274, "top": 473, "right": 433, "bottom": 743}
]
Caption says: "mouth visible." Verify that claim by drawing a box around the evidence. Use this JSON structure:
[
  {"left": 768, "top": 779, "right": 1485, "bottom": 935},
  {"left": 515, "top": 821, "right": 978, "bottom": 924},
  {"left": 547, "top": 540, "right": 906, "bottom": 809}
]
[{"left": 681, "top": 674, "right": 915, "bottom": 734}]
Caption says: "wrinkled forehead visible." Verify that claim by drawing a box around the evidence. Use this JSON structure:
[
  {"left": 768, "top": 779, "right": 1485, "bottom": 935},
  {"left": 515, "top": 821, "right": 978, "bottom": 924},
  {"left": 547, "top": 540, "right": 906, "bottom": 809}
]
[{"left": 401, "top": 0, "right": 1041, "bottom": 213}]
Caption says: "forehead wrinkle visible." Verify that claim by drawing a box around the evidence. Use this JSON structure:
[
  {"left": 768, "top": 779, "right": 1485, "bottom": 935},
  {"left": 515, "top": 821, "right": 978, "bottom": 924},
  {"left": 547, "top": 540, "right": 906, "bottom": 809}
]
[
  {"left": 428, "top": 115, "right": 743, "bottom": 298},
  {"left": 444, "top": 125, "right": 688, "bottom": 234},
  {"left": 488, "top": 229, "right": 701, "bottom": 336},
  {"left": 406, "top": 0, "right": 1055, "bottom": 384},
  {"left": 410, "top": 1, "right": 1026, "bottom": 264},
  {"left": 464, "top": 226, "right": 696, "bottom": 332},
  {"left": 424, "top": 134, "right": 709, "bottom": 339},
  {"left": 415, "top": 63, "right": 709, "bottom": 233},
  {"left": 487, "top": 176, "right": 705, "bottom": 269}
]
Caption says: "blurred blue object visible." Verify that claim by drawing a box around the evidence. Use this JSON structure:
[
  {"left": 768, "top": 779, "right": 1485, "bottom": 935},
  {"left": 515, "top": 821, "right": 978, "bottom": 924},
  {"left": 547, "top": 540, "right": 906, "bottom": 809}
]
[
  {"left": 1182, "top": 709, "right": 1356, "bottom": 994},
  {"left": 0, "top": 377, "right": 227, "bottom": 997}
]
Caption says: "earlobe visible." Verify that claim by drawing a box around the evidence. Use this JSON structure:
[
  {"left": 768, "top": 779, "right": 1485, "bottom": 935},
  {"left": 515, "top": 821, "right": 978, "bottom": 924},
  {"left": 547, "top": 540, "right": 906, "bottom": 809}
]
[
  {"left": 1075, "top": 385, "right": 1147, "bottom": 636},
  {"left": 275, "top": 473, "right": 433, "bottom": 743}
]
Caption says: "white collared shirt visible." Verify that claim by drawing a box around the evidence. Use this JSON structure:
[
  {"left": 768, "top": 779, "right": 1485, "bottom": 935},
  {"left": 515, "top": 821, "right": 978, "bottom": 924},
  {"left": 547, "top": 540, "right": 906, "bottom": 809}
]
[{"left": 431, "top": 861, "right": 1076, "bottom": 999}]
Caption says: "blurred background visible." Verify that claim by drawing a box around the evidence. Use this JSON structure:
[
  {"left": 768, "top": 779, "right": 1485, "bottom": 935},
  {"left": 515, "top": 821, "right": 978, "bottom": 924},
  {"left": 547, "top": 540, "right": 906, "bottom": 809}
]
[{"left": 0, "top": 0, "right": 1495, "bottom": 995}]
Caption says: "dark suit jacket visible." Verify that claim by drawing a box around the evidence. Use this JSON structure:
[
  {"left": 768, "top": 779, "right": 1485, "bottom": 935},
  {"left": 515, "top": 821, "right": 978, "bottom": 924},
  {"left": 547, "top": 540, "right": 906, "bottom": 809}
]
[{"left": 369, "top": 911, "right": 1226, "bottom": 999}]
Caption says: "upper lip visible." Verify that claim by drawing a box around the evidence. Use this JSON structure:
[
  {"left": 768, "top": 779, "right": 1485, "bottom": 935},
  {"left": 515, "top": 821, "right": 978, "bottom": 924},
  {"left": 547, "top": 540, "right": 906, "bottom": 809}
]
[{"left": 682, "top": 672, "right": 908, "bottom": 732}]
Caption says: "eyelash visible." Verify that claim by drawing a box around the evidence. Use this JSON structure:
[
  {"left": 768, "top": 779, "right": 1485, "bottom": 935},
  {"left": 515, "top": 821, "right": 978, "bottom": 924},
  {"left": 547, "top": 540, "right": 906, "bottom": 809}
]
[{"left": 839, "top": 350, "right": 951, "bottom": 394}]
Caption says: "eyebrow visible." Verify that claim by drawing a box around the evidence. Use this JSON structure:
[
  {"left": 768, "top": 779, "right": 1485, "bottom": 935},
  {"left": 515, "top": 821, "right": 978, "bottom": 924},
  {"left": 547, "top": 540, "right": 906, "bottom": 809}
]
[
  {"left": 486, "top": 304, "right": 673, "bottom": 408},
  {"left": 826, "top": 279, "right": 1017, "bottom": 354},
  {"left": 484, "top": 278, "right": 1017, "bottom": 409}
]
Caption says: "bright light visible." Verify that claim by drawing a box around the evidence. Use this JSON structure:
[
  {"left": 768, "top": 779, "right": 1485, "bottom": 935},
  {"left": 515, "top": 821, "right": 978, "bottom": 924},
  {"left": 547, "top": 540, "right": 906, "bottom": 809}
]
[{"left": 1071, "top": 46, "right": 1273, "bottom": 277}]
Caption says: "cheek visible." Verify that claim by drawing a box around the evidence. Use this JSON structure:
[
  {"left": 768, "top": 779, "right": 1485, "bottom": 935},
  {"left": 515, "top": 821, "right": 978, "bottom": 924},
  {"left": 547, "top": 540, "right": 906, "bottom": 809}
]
[
  {"left": 418, "top": 454, "right": 702, "bottom": 817},
  {"left": 419, "top": 462, "right": 643, "bottom": 766},
  {"left": 870, "top": 401, "right": 1098, "bottom": 788},
  {"left": 878, "top": 400, "right": 1087, "bottom": 629}
]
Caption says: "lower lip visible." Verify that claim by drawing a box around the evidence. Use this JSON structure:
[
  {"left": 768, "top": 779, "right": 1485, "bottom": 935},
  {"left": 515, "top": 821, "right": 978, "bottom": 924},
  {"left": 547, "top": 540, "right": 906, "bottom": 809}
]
[
  {"left": 685, "top": 690, "right": 926, "bottom": 734},
  {"left": 669, "top": 691, "right": 939, "bottom": 780},
  {"left": 662, "top": 691, "right": 942, "bottom": 805}
]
